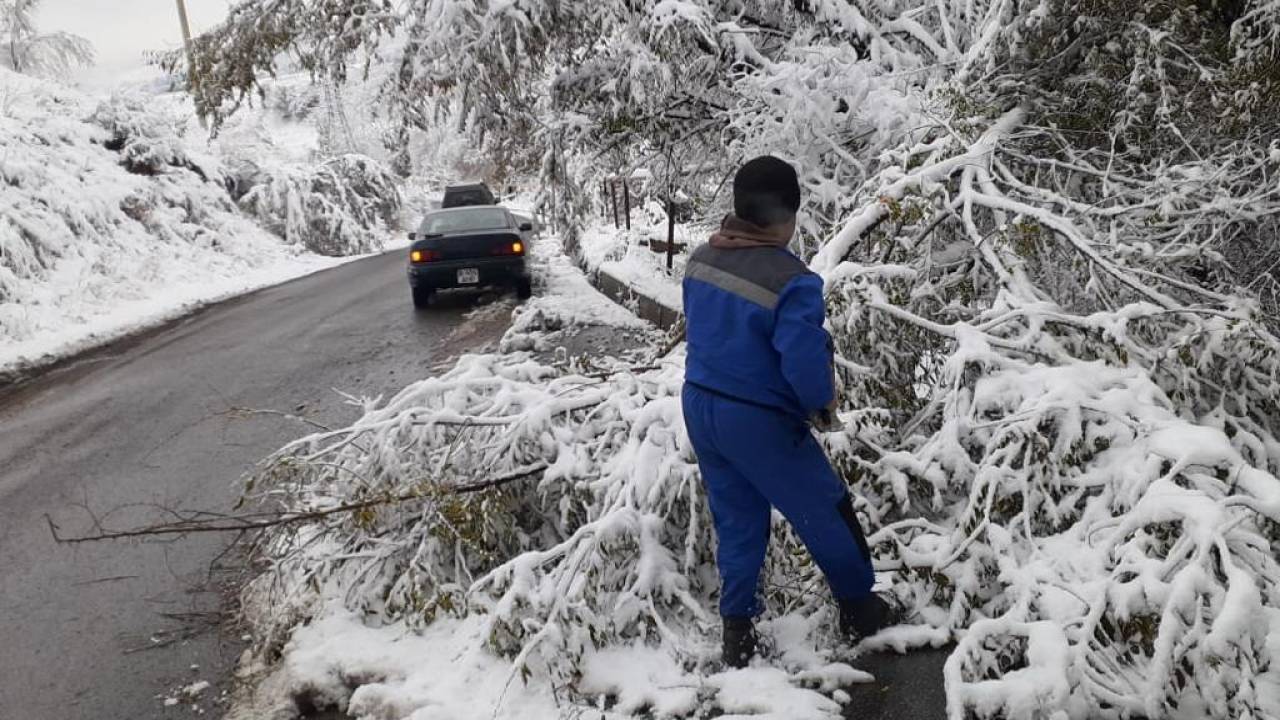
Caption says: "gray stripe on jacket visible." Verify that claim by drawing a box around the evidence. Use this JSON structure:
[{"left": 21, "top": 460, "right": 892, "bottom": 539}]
[
  {"left": 684, "top": 244, "right": 811, "bottom": 310},
  {"left": 686, "top": 259, "right": 780, "bottom": 309}
]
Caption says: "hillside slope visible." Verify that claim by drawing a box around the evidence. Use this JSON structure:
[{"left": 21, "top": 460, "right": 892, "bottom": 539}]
[{"left": 0, "top": 68, "right": 396, "bottom": 377}]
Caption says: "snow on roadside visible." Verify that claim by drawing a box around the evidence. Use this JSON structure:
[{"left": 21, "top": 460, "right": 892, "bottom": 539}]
[
  {"left": 225, "top": 227, "right": 893, "bottom": 719},
  {"left": 0, "top": 250, "right": 364, "bottom": 380},
  {"left": 257, "top": 608, "right": 869, "bottom": 720},
  {"left": 576, "top": 216, "right": 691, "bottom": 313},
  {"left": 0, "top": 68, "right": 397, "bottom": 381},
  {"left": 506, "top": 228, "right": 652, "bottom": 345}
]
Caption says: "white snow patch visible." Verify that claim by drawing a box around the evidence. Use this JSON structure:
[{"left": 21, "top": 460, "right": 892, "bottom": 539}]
[
  {"left": 501, "top": 230, "right": 651, "bottom": 353},
  {"left": 578, "top": 644, "right": 701, "bottom": 716},
  {"left": 182, "top": 680, "right": 211, "bottom": 696},
  {"left": 0, "top": 67, "right": 395, "bottom": 378},
  {"left": 577, "top": 217, "right": 689, "bottom": 312},
  {"left": 269, "top": 609, "right": 879, "bottom": 720},
  {"left": 0, "top": 251, "right": 360, "bottom": 377}
]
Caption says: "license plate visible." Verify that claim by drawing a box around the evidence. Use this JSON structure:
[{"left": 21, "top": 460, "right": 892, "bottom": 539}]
[{"left": 457, "top": 268, "right": 479, "bottom": 284}]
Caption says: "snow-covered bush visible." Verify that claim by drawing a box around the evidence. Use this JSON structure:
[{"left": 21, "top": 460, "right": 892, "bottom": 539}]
[
  {"left": 238, "top": 153, "right": 400, "bottom": 256},
  {"left": 0, "top": 67, "right": 404, "bottom": 372},
  {"left": 265, "top": 80, "right": 320, "bottom": 122},
  {"left": 243, "top": 287, "right": 1280, "bottom": 720},
  {"left": 166, "top": 0, "right": 395, "bottom": 131},
  {"left": 206, "top": 1, "right": 1280, "bottom": 718},
  {"left": 1234, "top": 0, "right": 1280, "bottom": 80},
  {"left": 0, "top": 68, "right": 302, "bottom": 356},
  {"left": 0, "top": 0, "right": 93, "bottom": 79},
  {"left": 89, "top": 94, "right": 205, "bottom": 177}
]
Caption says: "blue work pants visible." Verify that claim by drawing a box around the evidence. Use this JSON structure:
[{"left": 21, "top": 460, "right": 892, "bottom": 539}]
[{"left": 682, "top": 383, "right": 875, "bottom": 619}]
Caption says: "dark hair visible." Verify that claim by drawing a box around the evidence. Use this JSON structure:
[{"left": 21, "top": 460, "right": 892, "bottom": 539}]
[{"left": 733, "top": 155, "right": 801, "bottom": 228}]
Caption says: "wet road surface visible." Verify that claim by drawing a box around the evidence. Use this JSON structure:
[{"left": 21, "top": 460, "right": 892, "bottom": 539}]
[{"left": 0, "top": 250, "right": 515, "bottom": 720}]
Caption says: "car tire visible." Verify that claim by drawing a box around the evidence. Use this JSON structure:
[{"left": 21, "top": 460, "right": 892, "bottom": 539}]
[
  {"left": 412, "top": 285, "right": 436, "bottom": 309},
  {"left": 515, "top": 278, "right": 533, "bottom": 300}
]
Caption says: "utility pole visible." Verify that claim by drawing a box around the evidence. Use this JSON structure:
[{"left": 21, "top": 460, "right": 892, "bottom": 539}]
[
  {"left": 175, "top": 0, "right": 207, "bottom": 129},
  {"left": 175, "top": 0, "right": 195, "bottom": 64}
]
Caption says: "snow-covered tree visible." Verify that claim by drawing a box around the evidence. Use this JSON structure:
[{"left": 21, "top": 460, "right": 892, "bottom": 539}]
[
  {"left": 196, "top": 2, "right": 1280, "bottom": 717},
  {"left": 236, "top": 153, "right": 401, "bottom": 256},
  {"left": 0, "top": 0, "right": 92, "bottom": 78},
  {"left": 160, "top": 0, "right": 395, "bottom": 131}
]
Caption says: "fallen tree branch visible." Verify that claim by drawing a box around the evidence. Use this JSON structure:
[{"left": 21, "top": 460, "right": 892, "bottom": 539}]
[
  {"left": 44, "top": 463, "right": 549, "bottom": 544},
  {"left": 221, "top": 406, "right": 335, "bottom": 433}
]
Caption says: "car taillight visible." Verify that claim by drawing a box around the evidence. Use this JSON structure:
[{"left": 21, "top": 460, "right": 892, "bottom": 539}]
[
  {"left": 411, "top": 249, "right": 441, "bottom": 263},
  {"left": 491, "top": 241, "right": 524, "bottom": 256}
]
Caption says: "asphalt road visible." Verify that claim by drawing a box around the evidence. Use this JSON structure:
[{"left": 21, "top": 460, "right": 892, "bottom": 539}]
[
  {"left": 0, "top": 250, "right": 515, "bottom": 720},
  {"left": 843, "top": 647, "right": 949, "bottom": 718}
]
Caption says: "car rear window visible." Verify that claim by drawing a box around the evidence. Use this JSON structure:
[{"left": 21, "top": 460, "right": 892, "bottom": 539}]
[
  {"left": 442, "top": 183, "right": 496, "bottom": 206},
  {"left": 419, "top": 209, "right": 510, "bottom": 235},
  {"left": 442, "top": 189, "right": 491, "bottom": 207}
]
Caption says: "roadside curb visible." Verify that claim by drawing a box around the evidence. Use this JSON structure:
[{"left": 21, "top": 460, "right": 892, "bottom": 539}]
[{"left": 563, "top": 231, "right": 683, "bottom": 331}]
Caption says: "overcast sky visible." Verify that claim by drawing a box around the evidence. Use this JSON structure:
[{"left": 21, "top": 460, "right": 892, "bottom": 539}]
[{"left": 37, "top": 0, "right": 232, "bottom": 86}]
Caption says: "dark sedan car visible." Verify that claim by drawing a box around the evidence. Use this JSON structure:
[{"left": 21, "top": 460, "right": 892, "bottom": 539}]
[
  {"left": 441, "top": 182, "right": 497, "bottom": 208},
  {"left": 407, "top": 206, "right": 533, "bottom": 308}
]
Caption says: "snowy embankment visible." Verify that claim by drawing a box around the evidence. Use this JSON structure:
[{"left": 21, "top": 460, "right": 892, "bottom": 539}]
[
  {"left": 0, "top": 68, "right": 398, "bottom": 379},
  {"left": 575, "top": 209, "right": 695, "bottom": 314}
]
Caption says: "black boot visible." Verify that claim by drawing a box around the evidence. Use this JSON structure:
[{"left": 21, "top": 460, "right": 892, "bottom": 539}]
[
  {"left": 722, "top": 617, "right": 758, "bottom": 668},
  {"left": 839, "top": 594, "right": 904, "bottom": 643}
]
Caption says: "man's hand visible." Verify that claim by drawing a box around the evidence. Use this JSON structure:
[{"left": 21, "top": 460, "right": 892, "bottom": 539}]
[
  {"left": 811, "top": 404, "right": 841, "bottom": 433},
  {"left": 811, "top": 338, "right": 841, "bottom": 433}
]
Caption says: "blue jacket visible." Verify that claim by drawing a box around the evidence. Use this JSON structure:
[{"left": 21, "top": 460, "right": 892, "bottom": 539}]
[{"left": 682, "top": 243, "right": 834, "bottom": 420}]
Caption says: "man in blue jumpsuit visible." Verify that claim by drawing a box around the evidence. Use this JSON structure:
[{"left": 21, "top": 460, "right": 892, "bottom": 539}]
[{"left": 682, "top": 156, "right": 900, "bottom": 667}]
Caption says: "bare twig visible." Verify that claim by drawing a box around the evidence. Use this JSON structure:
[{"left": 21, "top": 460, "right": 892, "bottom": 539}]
[{"left": 44, "top": 464, "right": 549, "bottom": 544}]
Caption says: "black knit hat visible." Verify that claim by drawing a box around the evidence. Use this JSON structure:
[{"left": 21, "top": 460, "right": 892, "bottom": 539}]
[{"left": 733, "top": 155, "right": 801, "bottom": 228}]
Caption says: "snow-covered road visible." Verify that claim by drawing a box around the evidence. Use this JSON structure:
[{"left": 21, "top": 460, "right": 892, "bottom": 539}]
[{"left": 0, "top": 248, "right": 516, "bottom": 719}]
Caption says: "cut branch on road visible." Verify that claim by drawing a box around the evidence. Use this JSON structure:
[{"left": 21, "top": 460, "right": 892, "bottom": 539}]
[{"left": 43, "top": 463, "right": 549, "bottom": 544}]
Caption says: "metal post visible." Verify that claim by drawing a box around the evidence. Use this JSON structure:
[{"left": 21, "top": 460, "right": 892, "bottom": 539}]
[
  {"left": 664, "top": 147, "right": 676, "bottom": 269},
  {"left": 550, "top": 166, "right": 558, "bottom": 235},
  {"left": 666, "top": 195, "right": 676, "bottom": 270},
  {"left": 609, "top": 178, "right": 620, "bottom": 229},
  {"left": 622, "top": 177, "right": 631, "bottom": 231},
  {"left": 554, "top": 132, "right": 566, "bottom": 235}
]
